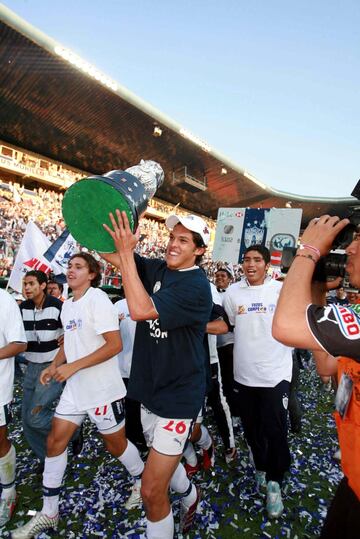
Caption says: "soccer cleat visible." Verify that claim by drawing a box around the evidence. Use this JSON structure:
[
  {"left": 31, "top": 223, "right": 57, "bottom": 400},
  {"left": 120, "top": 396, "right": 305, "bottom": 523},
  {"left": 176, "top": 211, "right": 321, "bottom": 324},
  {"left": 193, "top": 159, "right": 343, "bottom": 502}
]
[
  {"left": 125, "top": 482, "right": 142, "bottom": 510},
  {"left": 255, "top": 470, "right": 267, "bottom": 494},
  {"left": 0, "top": 493, "right": 17, "bottom": 526},
  {"left": 11, "top": 511, "right": 58, "bottom": 538},
  {"left": 184, "top": 461, "right": 201, "bottom": 478},
  {"left": 266, "top": 481, "right": 284, "bottom": 519},
  {"left": 225, "top": 447, "right": 237, "bottom": 465},
  {"left": 202, "top": 443, "right": 215, "bottom": 470},
  {"left": 179, "top": 485, "right": 201, "bottom": 534}
]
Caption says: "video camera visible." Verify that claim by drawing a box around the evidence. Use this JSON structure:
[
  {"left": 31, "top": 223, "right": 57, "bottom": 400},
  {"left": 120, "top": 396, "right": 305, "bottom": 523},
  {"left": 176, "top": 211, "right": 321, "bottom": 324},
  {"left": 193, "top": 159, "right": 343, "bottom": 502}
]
[{"left": 281, "top": 180, "right": 360, "bottom": 286}]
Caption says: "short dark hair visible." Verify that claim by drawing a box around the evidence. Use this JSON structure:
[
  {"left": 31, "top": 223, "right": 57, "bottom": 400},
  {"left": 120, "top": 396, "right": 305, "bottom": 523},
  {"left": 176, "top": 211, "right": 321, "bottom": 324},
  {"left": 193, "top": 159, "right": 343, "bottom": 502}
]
[
  {"left": 69, "top": 253, "right": 102, "bottom": 288},
  {"left": 24, "top": 270, "right": 48, "bottom": 286},
  {"left": 243, "top": 245, "right": 270, "bottom": 265},
  {"left": 191, "top": 231, "right": 206, "bottom": 264},
  {"left": 48, "top": 279, "right": 64, "bottom": 293}
]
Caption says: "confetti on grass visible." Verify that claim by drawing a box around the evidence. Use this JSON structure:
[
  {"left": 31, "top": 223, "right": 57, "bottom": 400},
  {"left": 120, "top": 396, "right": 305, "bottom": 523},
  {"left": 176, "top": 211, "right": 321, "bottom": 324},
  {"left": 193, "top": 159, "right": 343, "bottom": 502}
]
[{"left": 1, "top": 365, "right": 342, "bottom": 537}]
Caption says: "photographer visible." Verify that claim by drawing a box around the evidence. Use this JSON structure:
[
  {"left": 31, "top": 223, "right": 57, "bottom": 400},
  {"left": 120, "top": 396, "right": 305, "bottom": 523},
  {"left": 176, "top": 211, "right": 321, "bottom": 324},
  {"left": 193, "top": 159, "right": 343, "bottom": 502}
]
[{"left": 272, "top": 214, "right": 360, "bottom": 539}]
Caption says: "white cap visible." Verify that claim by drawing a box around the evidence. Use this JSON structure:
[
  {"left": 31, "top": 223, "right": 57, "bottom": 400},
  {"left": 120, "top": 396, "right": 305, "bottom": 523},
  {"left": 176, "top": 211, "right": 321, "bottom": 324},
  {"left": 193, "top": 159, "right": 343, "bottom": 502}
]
[{"left": 165, "top": 214, "right": 210, "bottom": 246}]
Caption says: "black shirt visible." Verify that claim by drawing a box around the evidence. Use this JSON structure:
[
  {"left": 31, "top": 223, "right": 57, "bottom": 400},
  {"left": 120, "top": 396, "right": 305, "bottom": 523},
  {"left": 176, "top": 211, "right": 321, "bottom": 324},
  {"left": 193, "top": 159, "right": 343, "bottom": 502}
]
[
  {"left": 128, "top": 255, "right": 212, "bottom": 418},
  {"left": 307, "top": 303, "right": 360, "bottom": 363}
]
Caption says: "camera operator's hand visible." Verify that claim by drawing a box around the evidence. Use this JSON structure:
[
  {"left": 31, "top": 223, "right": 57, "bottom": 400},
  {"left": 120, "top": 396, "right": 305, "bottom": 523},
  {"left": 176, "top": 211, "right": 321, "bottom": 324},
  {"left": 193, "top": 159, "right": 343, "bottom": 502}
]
[{"left": 301, "top": 215, "right": 349, "bottom": 257}]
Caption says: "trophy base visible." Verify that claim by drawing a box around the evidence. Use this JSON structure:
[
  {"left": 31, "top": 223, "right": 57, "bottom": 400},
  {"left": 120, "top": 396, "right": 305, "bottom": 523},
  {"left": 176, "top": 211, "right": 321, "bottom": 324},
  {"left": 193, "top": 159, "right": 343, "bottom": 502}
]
[{"left": 62, "top": 178, "right": 135, "bottom": 252}]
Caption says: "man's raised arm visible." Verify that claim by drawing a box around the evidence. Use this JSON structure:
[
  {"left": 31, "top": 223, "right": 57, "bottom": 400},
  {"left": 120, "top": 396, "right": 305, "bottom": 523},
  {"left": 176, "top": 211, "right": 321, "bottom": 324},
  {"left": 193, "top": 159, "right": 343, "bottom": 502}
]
[{"left": 272, "top": 215, "right": 349, "bottom": 349}]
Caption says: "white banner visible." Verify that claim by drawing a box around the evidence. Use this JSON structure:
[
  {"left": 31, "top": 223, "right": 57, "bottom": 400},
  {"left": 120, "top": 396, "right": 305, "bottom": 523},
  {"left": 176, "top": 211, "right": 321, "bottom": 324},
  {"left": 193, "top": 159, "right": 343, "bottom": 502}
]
[
  {"left": 212, "top": 208, "right": 246, "bottom": 264},
  {"left": 213, "top": 207, "right": 302, "bottom": 266},
  {"left": 7, "top": 222, "right": 52, "bottom": 293}
]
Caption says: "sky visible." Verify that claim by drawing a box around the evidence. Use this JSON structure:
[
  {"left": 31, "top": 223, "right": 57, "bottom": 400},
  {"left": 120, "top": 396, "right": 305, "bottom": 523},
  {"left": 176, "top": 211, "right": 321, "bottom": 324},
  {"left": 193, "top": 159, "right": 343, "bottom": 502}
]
[{"left": 3, "top": 0, "right": 360, "bottom": 199}]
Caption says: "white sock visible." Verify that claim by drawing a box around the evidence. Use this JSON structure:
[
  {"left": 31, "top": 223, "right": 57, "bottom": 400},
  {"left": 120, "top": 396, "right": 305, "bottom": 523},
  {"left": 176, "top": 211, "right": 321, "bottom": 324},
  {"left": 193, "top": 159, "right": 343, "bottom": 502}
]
[
  {"left": 170, "top": 463, "right": 190, "bottom": 493},
  {"left": 147, "top": 510, "right": 174, "bottom": 539},
  {"left": 118, "top": 440, "right": 144, "bottom": 478},
  {"left": 197, "top": 425, "right": 212, "bottom": 450},
  {"left": 183, "top": 442, "right": 198, "bottom": 466},
  {"left": 0, "top": 445, "right": 16, "bottom": 499},
  {"left": 181, "top": 484, "right": 197, "bottom": 509},
  {"left": 42, "top": 450, "right": 68, "bottom": 517},
  {"left": 169, "top": 463, "right": 196, "bottom": 508}
]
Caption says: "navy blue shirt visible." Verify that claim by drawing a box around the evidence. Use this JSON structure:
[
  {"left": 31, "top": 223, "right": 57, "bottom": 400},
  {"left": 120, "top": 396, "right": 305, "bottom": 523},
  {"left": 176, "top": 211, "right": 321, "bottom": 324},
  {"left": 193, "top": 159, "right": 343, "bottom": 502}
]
[{"left": 128, "top": 255, "right": 212, "bottom": 419}]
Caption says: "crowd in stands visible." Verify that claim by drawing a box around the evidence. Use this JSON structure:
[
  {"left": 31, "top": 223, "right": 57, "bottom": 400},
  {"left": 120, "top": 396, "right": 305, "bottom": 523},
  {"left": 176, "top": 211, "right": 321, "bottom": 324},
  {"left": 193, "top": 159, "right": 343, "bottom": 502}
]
[{"left": 0, "top": 179, "right": 234, "bottom": 284}]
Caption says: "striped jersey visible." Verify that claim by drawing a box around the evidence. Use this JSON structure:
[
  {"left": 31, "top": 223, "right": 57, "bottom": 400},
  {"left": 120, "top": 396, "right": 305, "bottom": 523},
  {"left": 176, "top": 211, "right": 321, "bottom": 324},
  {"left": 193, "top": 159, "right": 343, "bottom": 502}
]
[{"left": 20, "top": 295, "right": 63, "bottom": 364}]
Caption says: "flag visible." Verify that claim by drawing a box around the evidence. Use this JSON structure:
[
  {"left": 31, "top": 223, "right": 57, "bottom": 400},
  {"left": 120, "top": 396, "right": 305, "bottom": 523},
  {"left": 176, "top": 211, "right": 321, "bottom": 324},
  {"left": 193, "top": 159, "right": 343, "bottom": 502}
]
[
  {"left": 7, "top": 221, "right": 52, "bottom": 293},
  {"left": 43, "top": 228, "right": 77, "bottom": 276}
]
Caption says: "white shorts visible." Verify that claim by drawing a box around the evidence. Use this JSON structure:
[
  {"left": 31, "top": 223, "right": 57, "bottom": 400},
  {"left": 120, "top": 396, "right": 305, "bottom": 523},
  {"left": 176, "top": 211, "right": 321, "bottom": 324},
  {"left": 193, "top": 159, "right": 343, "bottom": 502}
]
[
  {"left": 0, "top": 403, "right": 12, "bottom": 428},
  {"left": 54, "top": 394, "right": 125, "bottom": 435},
  {"left": 141, "top": 405, "right": 194, "bottom": 456},
  {"left": 195, "top": 407, "right": 204, "bottom": 424}
]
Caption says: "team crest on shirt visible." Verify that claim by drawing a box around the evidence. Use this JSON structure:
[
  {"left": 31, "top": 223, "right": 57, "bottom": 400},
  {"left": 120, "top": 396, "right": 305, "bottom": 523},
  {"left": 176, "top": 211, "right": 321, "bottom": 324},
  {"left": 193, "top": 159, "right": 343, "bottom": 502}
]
[
  {"left": 153, "top": 281, "right": 161, "bottom": 293},
  {"left": 282, "top": 395, "right": 289, "bottom": 409}
]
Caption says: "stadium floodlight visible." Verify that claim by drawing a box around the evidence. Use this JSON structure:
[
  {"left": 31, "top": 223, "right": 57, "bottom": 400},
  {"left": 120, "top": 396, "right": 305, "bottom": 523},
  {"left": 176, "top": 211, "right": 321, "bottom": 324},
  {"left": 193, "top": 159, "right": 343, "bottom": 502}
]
[
  {"left": 54, "top": 46, "right": 118, "bottom": 92},
  {"left": 179, "top": 128, "right": 211, "bottom": 153},
  {"left": 221, "top": 167, "right": 228, "bottom": 175}
]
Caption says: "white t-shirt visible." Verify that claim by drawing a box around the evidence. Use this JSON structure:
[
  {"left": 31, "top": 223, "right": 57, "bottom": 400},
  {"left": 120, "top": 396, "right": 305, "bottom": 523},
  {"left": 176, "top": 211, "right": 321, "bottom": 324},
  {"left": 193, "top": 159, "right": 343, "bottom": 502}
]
[
  {"left": 0, "top": 289, "right": 27, "bottom": 406},
  {"left": 223, "top": 278, "right": 292, "bottom": 387},
  {"left": 216, "top": 288, "right": 235, "bottom": 348},
  {"left": 114, "top": 299, "right": 136, "bottom": 379},
  {"left": 61, "top": 287, "right": 126, "bottom": 410},
  {"left": 208, "top": 283, "right": 221, "bottom": 365}
]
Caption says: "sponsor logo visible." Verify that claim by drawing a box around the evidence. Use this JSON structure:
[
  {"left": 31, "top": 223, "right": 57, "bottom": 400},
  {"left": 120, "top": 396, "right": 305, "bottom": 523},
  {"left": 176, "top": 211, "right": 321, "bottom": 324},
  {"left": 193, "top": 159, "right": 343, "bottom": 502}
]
[
  {"left": 237, "top": 303, "right": 270, "bottom": 314},
  {"left": 270, "top": 233, "right": 296, "bottom": 251},
  {"left": 317, "top": 306, "right": 335, "bottom": 324},
  {"left": 65, "top": 318, "right": 82, "bottom": 331},
  {"left": 148, "top": 319, "right": 168, "bottom": 340},
  {"left": 268, "top": 304, "right": 276, "bottom": 313},
  {"left": 332, "top": 305, "right": 360, "bottom": 340},
  {"left": 223, "top": 225, "right": 234, "bottom": 235},
  {"left": 248, "top": 302, "right": 266, "bottom": 313}
]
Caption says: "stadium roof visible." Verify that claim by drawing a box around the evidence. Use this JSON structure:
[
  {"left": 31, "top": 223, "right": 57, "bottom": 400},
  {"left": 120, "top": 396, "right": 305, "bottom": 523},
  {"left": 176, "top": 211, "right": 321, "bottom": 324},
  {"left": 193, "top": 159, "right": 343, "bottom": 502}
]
[{"left": 0, "top": 5, "right": 357, "bottom": 225}]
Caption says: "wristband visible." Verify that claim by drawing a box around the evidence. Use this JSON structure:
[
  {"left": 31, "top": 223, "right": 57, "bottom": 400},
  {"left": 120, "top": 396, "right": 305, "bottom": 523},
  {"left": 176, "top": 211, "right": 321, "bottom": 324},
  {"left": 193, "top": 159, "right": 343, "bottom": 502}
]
[
  {"left": 298, "top": 243, "right": 321, "bottom": 260},
  {"left": 294, "top": 253, "right": 317, "bottom": 264}
]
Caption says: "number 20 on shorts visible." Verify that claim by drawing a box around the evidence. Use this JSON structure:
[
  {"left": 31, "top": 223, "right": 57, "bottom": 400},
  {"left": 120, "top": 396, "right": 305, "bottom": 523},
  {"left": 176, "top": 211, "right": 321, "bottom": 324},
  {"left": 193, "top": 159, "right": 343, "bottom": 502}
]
[{"left": 163, "top": 420, "right": 187, "bottom": 434}]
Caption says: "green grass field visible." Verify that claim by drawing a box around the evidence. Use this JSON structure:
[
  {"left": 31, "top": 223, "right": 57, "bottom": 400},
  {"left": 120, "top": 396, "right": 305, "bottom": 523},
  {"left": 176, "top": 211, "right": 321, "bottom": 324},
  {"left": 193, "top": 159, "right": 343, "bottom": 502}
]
[{"left": 1, "top": 365, "right": 341, "bottom": 538}]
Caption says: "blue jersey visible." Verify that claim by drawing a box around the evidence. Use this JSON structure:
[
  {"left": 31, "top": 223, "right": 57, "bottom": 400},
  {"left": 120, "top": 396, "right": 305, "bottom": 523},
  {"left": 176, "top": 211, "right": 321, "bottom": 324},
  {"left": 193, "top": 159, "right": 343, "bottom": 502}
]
[{"left": 127, "top": 255, "right": 212, "bottom": 419}]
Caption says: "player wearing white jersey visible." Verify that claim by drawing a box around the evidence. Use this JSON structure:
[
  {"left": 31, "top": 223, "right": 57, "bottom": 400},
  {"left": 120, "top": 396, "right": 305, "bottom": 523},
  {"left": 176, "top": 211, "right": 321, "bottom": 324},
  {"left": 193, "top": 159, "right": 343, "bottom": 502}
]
[
  {"left": 223, "top": 245, "right": 292, "bottom": 519},
  {"left": 12, "top": 253, "right": 144, "bottom": 539},
  {"left": 0, "top": 289, "right": 27, "bottom": 527}
]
